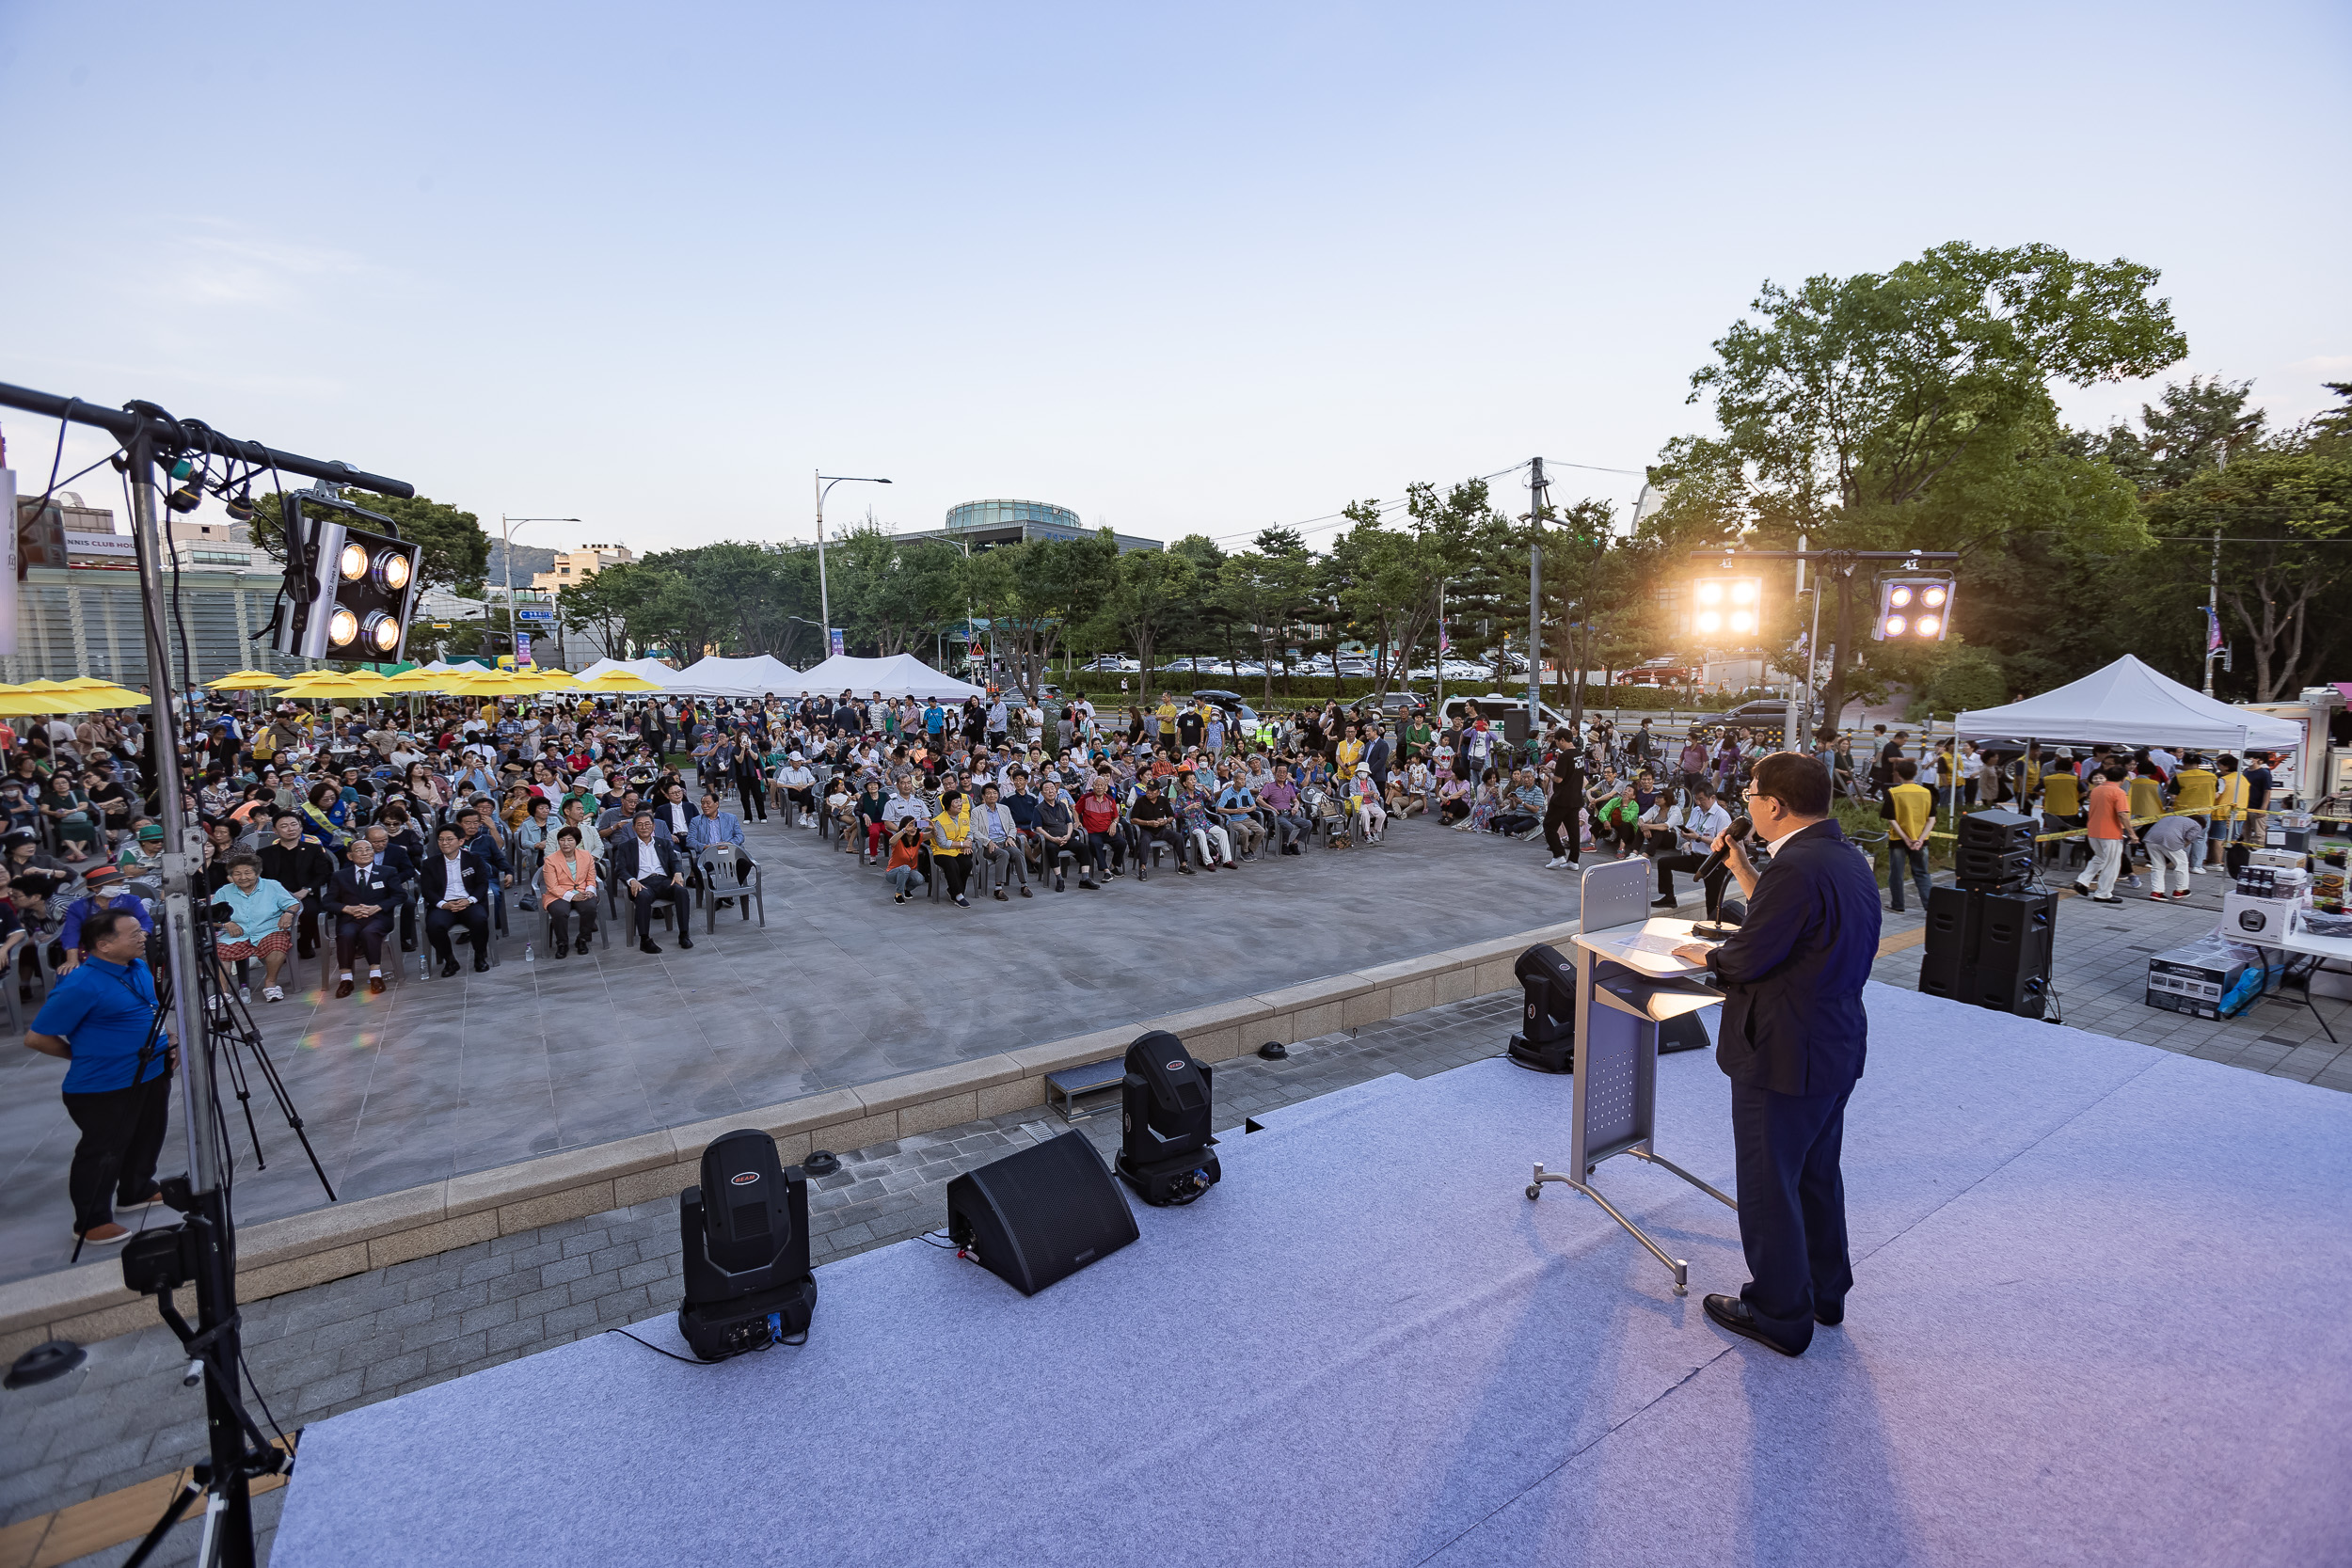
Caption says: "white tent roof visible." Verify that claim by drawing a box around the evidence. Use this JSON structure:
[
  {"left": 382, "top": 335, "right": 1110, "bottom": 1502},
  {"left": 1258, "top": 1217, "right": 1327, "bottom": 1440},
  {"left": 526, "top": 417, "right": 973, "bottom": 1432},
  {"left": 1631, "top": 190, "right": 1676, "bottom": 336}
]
[
  {"left": 1954, "top": 655, "right": 2304, "bottom": 752},
  {"left": 665, "top": 654, "right": 803, "bottom": 698},
  {"left": 791, "top": 653, "right": 987, "bottom": 701},
  {"left": 574, "top": 657, "right": 683, "bottom": 688}
]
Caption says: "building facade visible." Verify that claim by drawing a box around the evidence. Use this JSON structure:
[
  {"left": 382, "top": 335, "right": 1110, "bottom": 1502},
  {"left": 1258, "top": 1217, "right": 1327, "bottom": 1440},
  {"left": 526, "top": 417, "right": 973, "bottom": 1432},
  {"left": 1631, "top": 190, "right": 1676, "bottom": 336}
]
[
  {"left": 910, "top": 499, "right": 1161, "bottom": 555},
  {"left": 531, "top": 543, "right": 636, "bottom": 594}
]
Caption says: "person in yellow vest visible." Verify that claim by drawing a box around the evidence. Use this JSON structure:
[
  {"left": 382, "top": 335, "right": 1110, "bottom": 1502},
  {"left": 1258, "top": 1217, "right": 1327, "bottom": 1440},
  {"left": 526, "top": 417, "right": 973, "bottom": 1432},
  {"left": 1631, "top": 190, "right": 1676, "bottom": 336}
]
[
  {"left": 930, "top": 787, "right": 975, "bottom": 907},
  {"left": 2038, "top": 753, "right": 2082, "bottom": 868},
  {"left": 1882, "top": 757, "right": 1935, "bottom": 911},
  {"left": 2208, "top": 753, "right": 2249, "bottom": 870}
]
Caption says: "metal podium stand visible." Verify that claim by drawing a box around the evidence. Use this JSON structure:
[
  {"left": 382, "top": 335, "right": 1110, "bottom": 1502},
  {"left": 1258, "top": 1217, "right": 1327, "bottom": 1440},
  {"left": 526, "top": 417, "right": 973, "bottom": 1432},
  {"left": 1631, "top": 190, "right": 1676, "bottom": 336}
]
[{"left": 1524, "top": 858, "right": 1737, "bottom": 1295}]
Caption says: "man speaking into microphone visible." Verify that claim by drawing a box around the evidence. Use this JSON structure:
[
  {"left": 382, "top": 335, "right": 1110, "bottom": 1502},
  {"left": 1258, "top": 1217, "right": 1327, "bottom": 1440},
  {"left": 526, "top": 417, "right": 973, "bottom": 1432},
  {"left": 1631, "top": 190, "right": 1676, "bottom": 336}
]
[{"left": 1673, "top": 752, "right": 1880, "bottom": 1356}]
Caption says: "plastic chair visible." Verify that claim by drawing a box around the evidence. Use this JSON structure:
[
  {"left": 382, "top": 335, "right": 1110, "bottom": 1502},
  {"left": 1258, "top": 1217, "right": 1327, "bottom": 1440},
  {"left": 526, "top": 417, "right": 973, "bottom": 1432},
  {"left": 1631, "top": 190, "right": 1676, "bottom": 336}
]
[{"left": 695, "top": 846, "right": 765, "bottom": 932}]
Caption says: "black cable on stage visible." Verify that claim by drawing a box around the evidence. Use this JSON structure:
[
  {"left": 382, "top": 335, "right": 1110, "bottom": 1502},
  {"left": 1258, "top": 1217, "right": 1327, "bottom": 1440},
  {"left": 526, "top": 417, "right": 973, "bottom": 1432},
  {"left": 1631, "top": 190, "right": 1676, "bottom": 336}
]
[{"left": 607, "top": 1325, "right": 805, "bottom": 1362}]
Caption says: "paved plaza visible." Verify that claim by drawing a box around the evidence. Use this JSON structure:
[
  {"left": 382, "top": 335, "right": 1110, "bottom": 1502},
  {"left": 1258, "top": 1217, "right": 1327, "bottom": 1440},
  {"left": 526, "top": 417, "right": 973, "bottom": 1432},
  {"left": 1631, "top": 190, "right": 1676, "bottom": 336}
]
[{"left": 0, "top": 808, "right": 1581, "bottom": 1288}]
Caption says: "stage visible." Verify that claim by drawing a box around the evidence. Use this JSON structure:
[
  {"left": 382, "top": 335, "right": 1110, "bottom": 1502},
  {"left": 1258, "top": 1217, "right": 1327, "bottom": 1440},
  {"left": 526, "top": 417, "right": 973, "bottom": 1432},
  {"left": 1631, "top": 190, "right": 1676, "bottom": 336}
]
[{"left": 271, "top": 984, "right": 2352, "bottom": 1567}]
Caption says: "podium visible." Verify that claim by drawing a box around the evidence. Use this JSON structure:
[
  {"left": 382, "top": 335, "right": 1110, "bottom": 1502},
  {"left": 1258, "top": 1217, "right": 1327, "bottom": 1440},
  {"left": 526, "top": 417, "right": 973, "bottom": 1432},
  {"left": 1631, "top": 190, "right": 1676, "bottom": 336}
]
[{"left": 1524, "top": 858, "right": 1736, "bottom": 1295}]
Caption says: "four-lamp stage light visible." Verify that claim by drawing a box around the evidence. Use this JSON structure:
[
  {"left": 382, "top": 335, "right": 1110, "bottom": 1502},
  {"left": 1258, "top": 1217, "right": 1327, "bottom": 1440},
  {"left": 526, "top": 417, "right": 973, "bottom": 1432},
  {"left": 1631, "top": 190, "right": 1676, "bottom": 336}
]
[
  {"left": 1873, "top": 576, "right": 1957, "bottom": 642},
  {"left": 1692, "top": 575, "right": 1763, "bottom": 640},
  {"left": 271, "top": 493, "right": 425, "bottom": 663}
]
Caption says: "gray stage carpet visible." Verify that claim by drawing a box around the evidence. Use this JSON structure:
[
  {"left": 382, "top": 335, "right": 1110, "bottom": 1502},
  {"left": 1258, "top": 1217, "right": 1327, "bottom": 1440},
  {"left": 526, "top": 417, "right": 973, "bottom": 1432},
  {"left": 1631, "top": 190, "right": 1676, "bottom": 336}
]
[{"left": 272, "top": 985, "right": 2352, "bottom": 1567}]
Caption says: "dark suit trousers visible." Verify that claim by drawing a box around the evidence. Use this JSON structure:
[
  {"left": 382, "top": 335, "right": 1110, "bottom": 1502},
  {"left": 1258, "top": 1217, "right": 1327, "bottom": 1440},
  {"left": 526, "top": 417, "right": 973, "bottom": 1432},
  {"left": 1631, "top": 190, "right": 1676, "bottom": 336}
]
[
  {"left": 335, "top": 912, "right": 394, "bottom": 970},
  {"left": 632, "top": 874, "right": 690, "bottom": 940},
  {"left": 1729, "top": 1081, "right": 1853, "bottom": 1354},
  {"left": 427, "top": 903, "right": 491, "bottom": 963}
]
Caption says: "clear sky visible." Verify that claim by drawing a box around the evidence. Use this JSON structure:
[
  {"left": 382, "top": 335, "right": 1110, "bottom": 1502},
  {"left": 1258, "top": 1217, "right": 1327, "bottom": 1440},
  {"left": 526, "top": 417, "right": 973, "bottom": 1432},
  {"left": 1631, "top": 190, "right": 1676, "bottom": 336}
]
[{"left": 2, "top": 1, "right": 2344, "bottom": 554}]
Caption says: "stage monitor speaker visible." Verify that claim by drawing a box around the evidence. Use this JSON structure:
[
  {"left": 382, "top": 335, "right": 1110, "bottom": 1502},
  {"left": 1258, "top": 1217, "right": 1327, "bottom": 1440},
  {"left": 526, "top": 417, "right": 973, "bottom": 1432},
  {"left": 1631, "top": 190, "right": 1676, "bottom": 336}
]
[
  {"left": 1957, "top": 808, "right": 2036, "bottom": 854},
  {"left": 947, "top": 1132, "right": 1138, "bottom": 1296},
  {"left": 677, "top": 1129, "right": 817, "bottom": 1361},
  {"left": 1966, "top": 966, "right": 2049, "bottom": 1019}
]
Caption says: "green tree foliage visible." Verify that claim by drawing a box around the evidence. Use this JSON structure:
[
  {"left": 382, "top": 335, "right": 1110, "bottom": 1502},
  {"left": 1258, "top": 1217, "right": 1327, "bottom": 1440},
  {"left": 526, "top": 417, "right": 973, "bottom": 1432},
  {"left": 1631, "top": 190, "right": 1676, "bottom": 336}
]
[
  {"left": 2143, "top": 451, "right": 2352, "bottom": 699},
  {"left": 2070, "top": 374, "right": 2267, "bottom": 492},
  {"left": 1099, "top": 548, "right": 1196, "bottom": 697},
  {"left": 1672, "top": 241, "right": 2184, "bottom": 734},
  {"left": 962, "top": 531, "right": 1120, "bottom": 695}
]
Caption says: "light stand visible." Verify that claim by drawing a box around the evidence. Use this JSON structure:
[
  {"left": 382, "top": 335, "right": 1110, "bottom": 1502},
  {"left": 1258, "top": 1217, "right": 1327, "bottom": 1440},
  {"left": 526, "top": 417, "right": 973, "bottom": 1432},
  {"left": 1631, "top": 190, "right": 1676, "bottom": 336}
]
[{"left": 0, "top": 382, "right": 411, "bottom": 1568}]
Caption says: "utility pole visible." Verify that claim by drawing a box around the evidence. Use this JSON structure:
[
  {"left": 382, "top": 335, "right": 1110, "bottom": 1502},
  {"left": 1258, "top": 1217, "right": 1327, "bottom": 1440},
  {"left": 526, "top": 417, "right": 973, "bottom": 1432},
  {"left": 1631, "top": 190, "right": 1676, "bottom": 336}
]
[{"left": 1527, "top": 457, "right": 1547, "bottom": 731}]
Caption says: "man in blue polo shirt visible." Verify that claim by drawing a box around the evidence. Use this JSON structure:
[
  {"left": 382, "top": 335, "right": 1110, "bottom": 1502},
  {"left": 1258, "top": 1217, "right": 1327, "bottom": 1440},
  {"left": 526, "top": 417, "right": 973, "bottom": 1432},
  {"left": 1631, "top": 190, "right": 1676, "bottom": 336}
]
[{"left": 25, "top": 906, "right": 174, "bottom": 1245}]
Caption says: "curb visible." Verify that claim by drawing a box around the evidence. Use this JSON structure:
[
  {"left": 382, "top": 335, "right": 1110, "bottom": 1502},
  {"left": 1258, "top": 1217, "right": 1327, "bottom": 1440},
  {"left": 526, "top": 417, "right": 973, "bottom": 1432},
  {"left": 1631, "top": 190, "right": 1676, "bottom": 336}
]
[{"left": 0, "top": 919, "right": 1578, "bottom": 1359}]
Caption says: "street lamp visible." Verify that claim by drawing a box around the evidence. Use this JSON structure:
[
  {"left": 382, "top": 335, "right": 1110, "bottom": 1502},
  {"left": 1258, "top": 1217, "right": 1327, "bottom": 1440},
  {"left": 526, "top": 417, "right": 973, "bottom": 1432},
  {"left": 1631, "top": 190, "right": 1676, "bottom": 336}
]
[
  {"left": 815, "top": 472, "right": 892, "bottom": 653},
  {"left": 498, "top": 515, "right": 579, "bottom": 667}
]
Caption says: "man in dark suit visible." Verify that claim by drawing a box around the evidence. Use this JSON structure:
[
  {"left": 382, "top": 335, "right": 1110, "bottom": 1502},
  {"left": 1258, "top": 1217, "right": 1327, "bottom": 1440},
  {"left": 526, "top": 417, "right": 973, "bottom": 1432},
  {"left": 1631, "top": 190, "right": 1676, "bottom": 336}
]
[
  {"left": 327, "top": 838, "right": 407, "bottom": 997},
  {"left": 616, "top": 811, "right": 694, "bottom": 955},
  {"left": 1674, "top": 751, "right": 1880, "bottom": 1356},
  {"left": 419, "top": 824, "right": 496, "bottom": 976}
]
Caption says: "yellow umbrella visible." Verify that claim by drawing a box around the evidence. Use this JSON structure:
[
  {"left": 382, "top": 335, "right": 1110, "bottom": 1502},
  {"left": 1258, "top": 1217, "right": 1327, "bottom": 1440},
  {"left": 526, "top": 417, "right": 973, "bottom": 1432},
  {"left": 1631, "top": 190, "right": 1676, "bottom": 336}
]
[
  {"left": 276, "top": 673, "right": 379, "bottom": 701},
  {"left": 64, "top": 686, "right": 151, "bottom": 710},
  {"left": 0, "top": 688, "right": 83, "bottom": 716},
  {"left": 55, "top": 677, "right": 121, "bottom": 691},
  {"left": 206, "top": 669, "right": 288, "bottom": 690},
  {"left": 580, "top": 670, "right": 665, "bottom": 692},
  {"left": 376, "top": 669, "right": 446, "bottom": 690}
]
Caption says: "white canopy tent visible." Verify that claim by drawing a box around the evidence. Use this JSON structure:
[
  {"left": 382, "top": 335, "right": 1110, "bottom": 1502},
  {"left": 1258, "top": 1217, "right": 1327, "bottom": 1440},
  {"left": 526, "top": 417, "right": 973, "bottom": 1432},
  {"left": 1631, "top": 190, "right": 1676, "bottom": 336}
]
[
  {"left": 574, "top": 657, "right": 684, "bottom": 688},
  {"left": 1954, "top": 655, "right": 2304, "bottom": 754},
  {"left": 665, "top": 654, "right": 804, "bottom": 698},
  {"left": 790, "top": 653, "right": 987, "bottom": 701}
]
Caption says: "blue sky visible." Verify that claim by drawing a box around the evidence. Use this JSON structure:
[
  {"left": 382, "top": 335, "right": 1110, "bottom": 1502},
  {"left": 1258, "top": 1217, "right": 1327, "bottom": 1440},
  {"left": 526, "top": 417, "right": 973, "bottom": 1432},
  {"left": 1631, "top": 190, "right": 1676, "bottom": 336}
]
[{"left": 3, "top": 1, "right": 2345, "bottom": 554}]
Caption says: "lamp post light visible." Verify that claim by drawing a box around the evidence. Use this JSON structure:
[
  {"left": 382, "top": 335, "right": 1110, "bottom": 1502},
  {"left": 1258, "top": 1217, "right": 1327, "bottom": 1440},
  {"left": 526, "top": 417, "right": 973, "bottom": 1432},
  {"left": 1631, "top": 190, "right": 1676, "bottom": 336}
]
[
  {"left": 498, "top": 515, "right": 579, "bottom": 668},
  {"left": 814, "top": 472, "right": 892, "bottom": 653}
]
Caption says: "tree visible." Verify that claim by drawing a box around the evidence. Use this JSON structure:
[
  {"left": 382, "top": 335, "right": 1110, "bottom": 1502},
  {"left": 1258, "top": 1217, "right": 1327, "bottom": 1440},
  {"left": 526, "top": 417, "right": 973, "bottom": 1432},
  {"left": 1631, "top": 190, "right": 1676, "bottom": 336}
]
[
  {"left": 1217, "top": 550, "right": 1313, "bottom": 704},
  {"left": 2144, "top": 451, "right": 2352, "bottom": 699},
  {"left": 1675, "top": 240, "right": 2185, "bottom": 735},
  {"left": 2074, "top": 374, "right": 2266, "bottom": 492},
  {"left": 555, "top": 562, "right": 648, "bottom": 661},
  {"left": 829, "top": 525, "right": 961, "bottom": 657},
  {"left": 964, "top": 532, "right": 1119, "bottom": 695},
  {"left": 1101, "top": 548, "right": 1196, "bottom": 698},
  {"left": 247, "top": 490, "right": 489, "bottom": 592}
]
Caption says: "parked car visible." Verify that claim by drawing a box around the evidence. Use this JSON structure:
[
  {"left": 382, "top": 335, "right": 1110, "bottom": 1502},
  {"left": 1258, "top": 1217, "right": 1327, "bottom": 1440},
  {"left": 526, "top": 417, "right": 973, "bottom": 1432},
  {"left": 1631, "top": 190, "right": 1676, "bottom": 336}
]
[
  {"left": 1190, "top": 690, "right": 1262, "bottom": 733},
  {"left": 1346, "top": 690, "right": 1429, "bottom": 721},
  {"left": 1438, "top": 692, "right": 1577, "bottom": 739},
  {"left": 1078, "top": 654, "right": 1139, "bottom": 673}
]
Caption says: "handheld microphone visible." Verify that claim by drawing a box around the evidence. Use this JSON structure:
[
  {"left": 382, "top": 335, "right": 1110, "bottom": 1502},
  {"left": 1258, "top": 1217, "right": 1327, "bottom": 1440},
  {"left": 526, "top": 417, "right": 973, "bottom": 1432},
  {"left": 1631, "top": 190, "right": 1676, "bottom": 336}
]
[{"left": 1692, "top": 816, "right": 1751, "bottom": 884}]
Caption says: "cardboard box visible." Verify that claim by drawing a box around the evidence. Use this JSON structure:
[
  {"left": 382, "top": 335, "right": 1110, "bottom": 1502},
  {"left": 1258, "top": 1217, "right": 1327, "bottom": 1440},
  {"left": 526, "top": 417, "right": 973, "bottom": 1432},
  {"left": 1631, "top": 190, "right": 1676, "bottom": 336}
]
[
  {"left": 2222, "top": 893, "right": 2302, "bottom": 943},
  {"left": 2145, "top": 936, "right": 2265, "bottom": 1020}
]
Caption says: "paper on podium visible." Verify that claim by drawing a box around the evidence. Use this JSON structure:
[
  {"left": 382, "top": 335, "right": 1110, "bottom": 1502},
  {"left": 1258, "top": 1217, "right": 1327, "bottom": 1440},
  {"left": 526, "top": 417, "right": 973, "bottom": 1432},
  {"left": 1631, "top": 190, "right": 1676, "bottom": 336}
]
[{"left": 1573, "top": 916, "right": 1713, "bottom": 977}]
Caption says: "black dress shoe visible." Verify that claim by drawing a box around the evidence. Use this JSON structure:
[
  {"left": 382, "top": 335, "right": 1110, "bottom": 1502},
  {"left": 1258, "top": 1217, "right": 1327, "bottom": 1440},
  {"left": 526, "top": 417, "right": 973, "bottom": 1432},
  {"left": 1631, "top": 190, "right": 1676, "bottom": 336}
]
[
  {"left": 1019, "top": 885, "right": 1032, "bottom": 897},
  {"left": 334, "top": 978, "right": 355, "bottom": 999},
  {"left": 678, "top": 933, "right": 694, "bottom": 949},
  {"left": 1814, "top": 1301, "right": 1844, "bottom": 1326},
  {"left": 552, "top": 935, "right": 568, "bottom": 958},
  {"left": 641, "top": 939, "right": 663, "bottom": 955},
  {"left": 438, "top": 958, "right": 461, "bottom": 977},
  {"left": 1703, "top": 1292, "right": 1804, "bottom": 1356},
  {"left": 472, "top": 956, "right": 489, "bottom": 973},
  {"left": 1652, "top": 895, "right": 1678, "bottom": 909},
  {"left": 368, "top": 975, "right": 386, "bottom": 996}
]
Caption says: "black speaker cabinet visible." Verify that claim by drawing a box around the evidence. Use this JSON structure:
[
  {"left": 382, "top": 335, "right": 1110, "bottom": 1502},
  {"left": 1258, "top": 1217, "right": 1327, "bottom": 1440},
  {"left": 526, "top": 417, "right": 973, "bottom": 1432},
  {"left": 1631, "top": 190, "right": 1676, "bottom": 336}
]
[
  {"left": 1919, "top": 885, "right": 1979, "bottom": 1000},
  {"left": 1954, "top": 846, "right": 2035, "bottom": 888},
  {"left": 947, "top": 1132, "right": 1138, "bottom": 1296},
  {"left": 1957, "top": 808, "right": 2036, "bottom": 854},
  {"left": 1975, "top": 888, "right": 2057, "bottom": 981}
]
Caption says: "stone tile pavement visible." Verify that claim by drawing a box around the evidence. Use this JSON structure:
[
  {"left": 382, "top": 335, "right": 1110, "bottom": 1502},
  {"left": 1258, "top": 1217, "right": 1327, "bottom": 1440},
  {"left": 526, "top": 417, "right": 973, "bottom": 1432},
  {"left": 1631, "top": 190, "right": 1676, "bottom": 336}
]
[{"left": 1870, "top": 872, "right": 2352, "bottom": 1094}]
